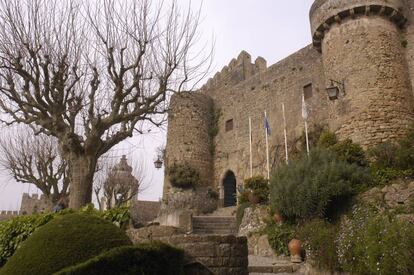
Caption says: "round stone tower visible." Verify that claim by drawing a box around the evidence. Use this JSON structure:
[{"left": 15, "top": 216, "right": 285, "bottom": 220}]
[
  {"left": 310, "top": 0, "right": 414, "bottom": 147},
  {"left": 161, "top": 92, "right": 217, "bottom": 216}
]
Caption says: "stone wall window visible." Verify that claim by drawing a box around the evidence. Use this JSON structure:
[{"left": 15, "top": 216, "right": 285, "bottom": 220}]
[
  {"left": 303, "top": 83, "right": 313, "bottom": 100},
  {"left": 225, "top": 119, "right": 234, "bottom": 132}
]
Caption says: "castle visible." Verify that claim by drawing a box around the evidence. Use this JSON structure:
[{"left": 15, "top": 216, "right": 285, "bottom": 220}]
[{"left": 161, "top": 0, "right": 414, "bottom": 214}]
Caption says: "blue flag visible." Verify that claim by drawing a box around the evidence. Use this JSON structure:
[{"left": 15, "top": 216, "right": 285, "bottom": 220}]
[{"left": 264, "top": 116, "right": 271, "bottom": 135}]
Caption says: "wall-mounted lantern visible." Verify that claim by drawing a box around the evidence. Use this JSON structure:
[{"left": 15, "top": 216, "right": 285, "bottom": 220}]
[
  {"left": 326, "top": 79, "right": 345, "bottom": 100},
  {"left": 154, "top": 157, "right": 163, "bottom": 169}
]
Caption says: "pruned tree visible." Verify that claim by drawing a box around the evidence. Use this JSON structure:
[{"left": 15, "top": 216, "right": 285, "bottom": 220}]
[
  {"left": 0, "top": 128, "right": 69, "bottom": 204},
  {"left": 0, "top": 0, "right": 211, "bottom": 208}
]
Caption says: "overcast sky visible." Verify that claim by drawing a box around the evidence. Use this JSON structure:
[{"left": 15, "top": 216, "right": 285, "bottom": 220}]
[{"left": 0, "top": 0, "right": 315, "bottom": 210}]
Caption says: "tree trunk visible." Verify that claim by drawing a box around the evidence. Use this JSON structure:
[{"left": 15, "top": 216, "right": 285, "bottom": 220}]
[{"left": 68, "top": 154, "right": 97, "bottom": 209}]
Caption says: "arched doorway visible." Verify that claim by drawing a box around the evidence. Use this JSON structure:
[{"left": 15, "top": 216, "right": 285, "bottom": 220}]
[{"left": 223, "top": 171, "right": 237, "bottom": 207}]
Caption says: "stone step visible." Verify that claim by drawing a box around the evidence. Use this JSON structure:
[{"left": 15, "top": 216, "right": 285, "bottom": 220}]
[{"left": 248, "top": 255, "right": 301, "bottom": 274}]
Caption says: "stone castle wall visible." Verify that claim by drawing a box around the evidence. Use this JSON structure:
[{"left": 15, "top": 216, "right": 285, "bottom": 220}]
[
  {"left": 20, "top": 193, "right": 52, "bottom": 215},
  {"left": 165, "top": 0, "right": 414, "bottom": 207}
]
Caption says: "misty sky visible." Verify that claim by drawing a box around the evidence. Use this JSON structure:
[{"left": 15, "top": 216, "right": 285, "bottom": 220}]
[{"left": 0, "top": 0, "right": 315, "bottom": 210}]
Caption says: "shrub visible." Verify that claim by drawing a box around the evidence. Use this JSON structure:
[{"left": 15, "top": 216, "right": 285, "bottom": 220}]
[
  {"left": 266, "top": 222, "right": 295, "bottom": 256},
  {"left": 337, "top": 206, "right": 414, "bottom": 275},
  {"left": 168, "top": 163, "right": 200, "bottom": 188},
  {"left": 244, "top": 176, "right": 269, "bottom": 204},
  {"left": 55, "top": 241, "right": 184, "bottom": 275},
  {"left": 296, "top": 219, "right": 340, "bottom": 271},
  {"left": 0, "top": 213, "right": 56, "bottom": 267},
  {"left": 270, "top": 148, "right": 371, "bottom": 223},
  {"left": 317, "top": 130, "right": 337, "bottom": 148},
  {"left": 0, "top": 213, "right": 131, "bottom": 275},
  {"left": 101, "top": 207, "right": 131, "bottom": 229},
  {"left": 331, "top": 139, "right": 367, "bottom": 167}
]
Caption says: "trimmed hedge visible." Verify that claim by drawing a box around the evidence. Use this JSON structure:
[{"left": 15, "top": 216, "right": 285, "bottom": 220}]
[
  {"left": 55, "top": 241, "right": 184, "bottom": 275},
  {"left": 0, "top": 213, "right": 131, "bottom": 275}
]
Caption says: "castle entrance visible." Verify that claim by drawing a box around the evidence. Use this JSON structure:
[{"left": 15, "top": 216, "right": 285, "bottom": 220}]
[{"left": 223, "top": 171, "right": 237, "bottom": 207}]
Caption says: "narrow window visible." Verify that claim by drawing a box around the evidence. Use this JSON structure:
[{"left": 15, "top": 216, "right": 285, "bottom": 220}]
[
  {"left": 303, "top": 83, "right": 313, "bottom": 100},
  {"left": 225, "top": 119, "right": 234, "bottom": 132}
]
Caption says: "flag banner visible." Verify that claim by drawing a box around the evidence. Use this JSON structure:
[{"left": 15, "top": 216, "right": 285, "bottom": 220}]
[
  {"left": 302, "top": 94, "right": 308, "bottom": 120},
  {"left": 264, "top": 116, "right": 271, "bottom": 135}
]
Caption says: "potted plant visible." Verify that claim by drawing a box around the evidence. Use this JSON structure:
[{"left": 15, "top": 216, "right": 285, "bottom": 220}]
[{"left": 288, "top": 238, "right": 302, "bottom": 263}]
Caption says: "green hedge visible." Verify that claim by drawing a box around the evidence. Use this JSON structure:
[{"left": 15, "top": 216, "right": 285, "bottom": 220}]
[
  {"left": 0, "top": 213, "right": 131, "bottom": 275},
  {"left": 55, "top": 241, "right": 184, "bottom": 275},
  {"left": 0, "top": 206, "right": 131, "bottom": 267}
]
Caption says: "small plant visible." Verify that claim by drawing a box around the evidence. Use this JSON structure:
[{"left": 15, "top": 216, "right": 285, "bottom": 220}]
[
  {"left": 337, "top": 206, "right": 414, "bottom": 275},
  {"left": 168, "top": 163, "right": 200, "bottom": 189},
  {"left": 206, "top": 188, "right": 219, "bottom": 200},
  {"left": 296, "top": 219, "right": 341, "bottom": 271},
  {"left": 102, "top": 207, "right": 130, "bottom": 229},
  {"left": 244, "top": 175, "right": 269, "bottom": 204},
  {"left": 266, "top": 222, "right": 295, "bottom": 256}
]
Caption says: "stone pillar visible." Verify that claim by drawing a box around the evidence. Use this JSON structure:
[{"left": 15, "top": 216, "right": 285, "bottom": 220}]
[{"left": 310, "top": 0, "right": 414, "bottom": 147}]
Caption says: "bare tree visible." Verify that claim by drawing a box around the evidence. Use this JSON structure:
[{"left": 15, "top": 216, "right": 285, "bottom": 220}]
[
  {"left": 0, "top": 128, "right": 69, "bottom": 204},
  {"left": 0, "top": 0, "right": 211, "bottom": 208},
  {"left": 93, "top": 154, "right": 148, "bottom": 210}
]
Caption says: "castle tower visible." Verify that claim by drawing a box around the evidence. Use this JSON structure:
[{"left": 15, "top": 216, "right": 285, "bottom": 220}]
[
  {"left": 310, "top": 0, "right": 414, "bottom": 146},
  {"left": 162, "top": 92, "right": 217, "bottom": 215}
]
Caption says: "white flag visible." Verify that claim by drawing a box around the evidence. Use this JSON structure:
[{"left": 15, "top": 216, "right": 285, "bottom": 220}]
[{"left": 301, "top": 95, "right": 308, "bottom": 120}]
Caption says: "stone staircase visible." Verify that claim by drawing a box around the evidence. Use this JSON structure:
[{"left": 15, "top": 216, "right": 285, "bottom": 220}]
[{"left": 192, "top": 215, "right": 237, "bottom": 235}]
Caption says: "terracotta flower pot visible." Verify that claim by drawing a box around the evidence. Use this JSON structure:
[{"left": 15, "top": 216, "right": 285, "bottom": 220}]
[
  {"left": 273, "top": 213, "right": 283, "bottom": 224},
  {"left": 288, "top": 239, "right": 302, "bottom": 263}
]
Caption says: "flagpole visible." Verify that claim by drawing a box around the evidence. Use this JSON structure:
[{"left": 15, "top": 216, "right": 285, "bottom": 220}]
[
  {"left": 264, "top": 111, "right": 270, "bottom": 179},
  {"left": 302, "top": 95, "right": 310, "bottom": 156},
  {"left": 305, "top": 120, "right": 310, "bottom": 156},
  {"left": 282, "top": 103, "right": 289, "bottom": 164},
  {"left": 249, "top": 116, "right": 253, "bottom": 177}
]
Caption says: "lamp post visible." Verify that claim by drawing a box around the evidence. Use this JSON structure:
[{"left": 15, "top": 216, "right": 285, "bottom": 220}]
[
  {"left": 154, "top": 157, "right": 163, "bottom": 169},
  {"left": 326, "top": 79, "right": 345, "bottom": 100}
]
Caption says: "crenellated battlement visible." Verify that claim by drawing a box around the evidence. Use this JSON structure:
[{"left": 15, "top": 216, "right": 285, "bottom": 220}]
[
  {"left": 201, "top": 51, "right": 267, "bottom": 91},
  {"left": 20, "top": 192, "right": 52, "bottom": 215},
  {"left": 0, "top": 210, "right": 21, "bottom": 221}
]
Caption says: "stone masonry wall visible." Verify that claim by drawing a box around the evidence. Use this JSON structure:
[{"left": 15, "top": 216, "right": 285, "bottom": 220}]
[
  {"left": 20, "top": 193, "right": 52, "bottom": 215},
  {"left": 128, "top": 232, "right": 249, "bottom": 275},
  {"left": 322, "top": 16, "right": 414, "bottom": 146},
  {"left": 202, "top": 46, "right": 328, "bottom": 194},
  {"left": 404, "top": 0, "right": 414, "bottom": 96}
]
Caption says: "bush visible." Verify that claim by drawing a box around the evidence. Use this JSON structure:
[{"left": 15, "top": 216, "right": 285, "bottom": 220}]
[
  {"left": 266, "top": 222, "right": 295, "bottom": 256},
  {"left": 101, "top": 207, "right": 130, "bottom": 229},
  {"left": 55, "top": 241, "right": 184, "bottom": 275},
  {"left": 317, "top": 130, "right": 337, "bottom": 148},
  {"left": 337, "top": 206, "right": 414, "bottom": 275},
  {"left": 0, "top": 213, "right": 131, "bottom": 275},
  {"left": 331, "top": 139, "right": 367, "bottom": 167},
  {"left": 296, "top": 219, "right": 340, "bottom": 271},
  {"left": 0, "top": 213, "right": 56, "bottom": 267},
  {"left": 270, "top": 148, "right": 371, "bottom": 223},
  {"left": 244, "top": 176, "right": 269, "bottom": 204},
  {"left": 168, "top": 163, "right": 200, "bottom": 188}
]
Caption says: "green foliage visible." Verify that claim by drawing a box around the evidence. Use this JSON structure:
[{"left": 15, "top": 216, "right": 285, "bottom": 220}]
[
  {"left": 0, "top": 213, "right": 131, "bottom": 275},
  {"left": 296, "top": 219, "right": 340, "bottom": 271},
  {"left": 331, "top": 139, "right": 367, "bottom": 167},
  {"left": 244, "top": 176, "right": 269, "bottom": 204},
  {"left": 168, "top": 163, "right": 200, "bottom": 188},
  {"left": 101, "top": 207, "right": 130, "bottom": 229},
  {"left": 317, "top": 130, "right": 337, "bottom": 148},
  {"left": 206, "top": 188, "right": 219, "bottom": 200},
  {"left": 237, "top": 190, "right": 250, "bottom": 204},
  {"left": 337, "top": 206, "right": 414, "bottom": 275},
  {"left": 371, "top": 167, "right": 414, "bottom": 186},
  {"left": 270, "top": 148, "right": 371, "bottom": 223},
  {"left": 236, "top": 202, "right": 251, "bottom": 230},
  {"left": 299, "top": 123, "right": 326, "bottom": 152},
  {"left": 55, "top": 241, "right": 184, "bottom": 275},
  {"left": 0, "top": 213, "right": 57, "bottom": 267},
  {"left": 266, "top": 222, "right": 295, "bottom": 256}
]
